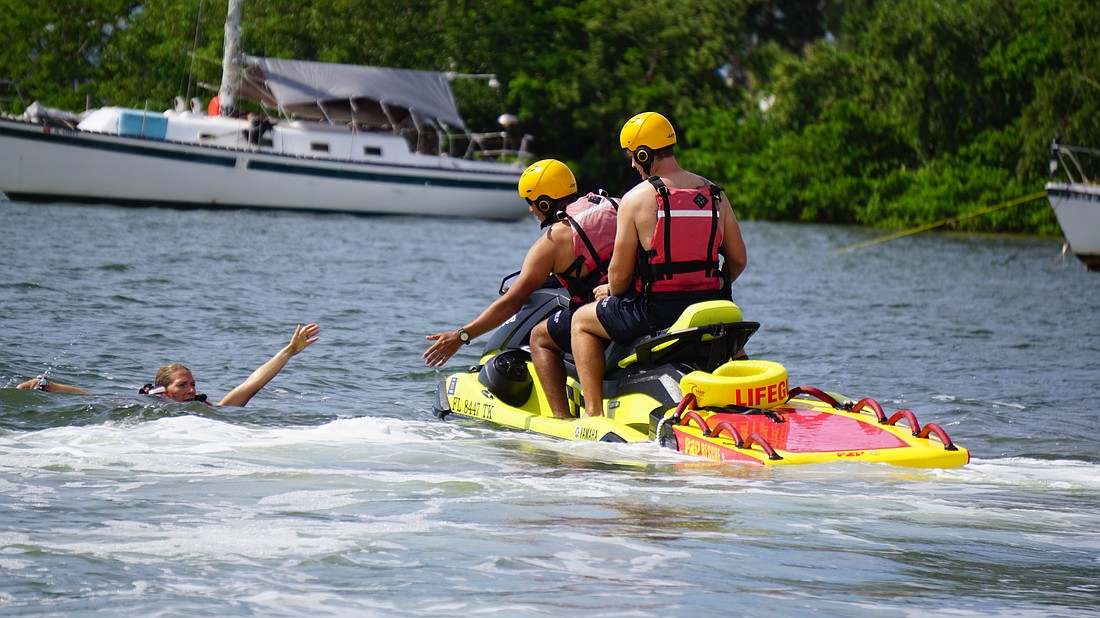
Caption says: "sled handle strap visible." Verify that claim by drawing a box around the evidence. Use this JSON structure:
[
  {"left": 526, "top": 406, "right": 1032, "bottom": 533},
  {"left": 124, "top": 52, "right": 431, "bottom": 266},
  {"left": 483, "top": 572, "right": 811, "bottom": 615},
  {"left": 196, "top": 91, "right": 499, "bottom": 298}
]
[{"left": 919, "top": 423, "right": 958, "bottom": 450}]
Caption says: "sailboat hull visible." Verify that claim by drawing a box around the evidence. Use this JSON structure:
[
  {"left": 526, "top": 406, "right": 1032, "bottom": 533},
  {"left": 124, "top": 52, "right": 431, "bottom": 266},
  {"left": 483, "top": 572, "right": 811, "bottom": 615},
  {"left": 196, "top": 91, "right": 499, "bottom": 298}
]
[{"left": 0, "top": 118, "right": 524, "bottom": 219}]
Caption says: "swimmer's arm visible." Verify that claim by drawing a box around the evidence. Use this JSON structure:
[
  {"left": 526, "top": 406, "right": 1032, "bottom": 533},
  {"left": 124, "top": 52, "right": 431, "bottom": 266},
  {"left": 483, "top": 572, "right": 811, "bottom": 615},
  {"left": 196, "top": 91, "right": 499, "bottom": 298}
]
[
  {"left": 15, "top": 376, "right": 89, "bottom": 394},
  {"left": 218, "top": 324, "right": 320, "bottom": 407}
]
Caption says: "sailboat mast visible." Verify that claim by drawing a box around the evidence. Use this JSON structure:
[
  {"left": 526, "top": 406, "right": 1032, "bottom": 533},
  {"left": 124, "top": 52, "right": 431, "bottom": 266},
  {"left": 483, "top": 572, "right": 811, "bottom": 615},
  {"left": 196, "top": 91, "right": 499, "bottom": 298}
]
[{"left": 218, "top": 0, "right": 242, "bottom": 116}]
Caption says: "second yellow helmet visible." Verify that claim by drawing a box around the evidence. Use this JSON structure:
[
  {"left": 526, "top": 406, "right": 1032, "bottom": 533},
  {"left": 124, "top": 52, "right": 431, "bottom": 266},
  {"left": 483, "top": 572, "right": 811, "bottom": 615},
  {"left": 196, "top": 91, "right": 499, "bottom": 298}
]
[{"left": 518, "top": 159, "right": 577, "bottom": 215}]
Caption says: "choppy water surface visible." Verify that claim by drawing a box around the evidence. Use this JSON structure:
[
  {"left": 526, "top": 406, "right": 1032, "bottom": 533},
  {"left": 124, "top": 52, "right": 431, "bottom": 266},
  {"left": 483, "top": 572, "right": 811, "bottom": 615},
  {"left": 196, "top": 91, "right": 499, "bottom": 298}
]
[{"left": 2, "top": 200, "right": 1098, "bottom": 616}]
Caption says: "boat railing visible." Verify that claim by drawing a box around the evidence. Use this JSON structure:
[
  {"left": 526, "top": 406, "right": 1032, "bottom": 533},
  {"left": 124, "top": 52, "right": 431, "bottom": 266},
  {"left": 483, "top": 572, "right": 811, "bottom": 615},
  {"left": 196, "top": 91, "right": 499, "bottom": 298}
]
[
  {"left": 461, "top": 130, "right": 534, "bottom": 164},
  {"left": 1050, "top": 141, "right": 1100, "bottom": 185}
]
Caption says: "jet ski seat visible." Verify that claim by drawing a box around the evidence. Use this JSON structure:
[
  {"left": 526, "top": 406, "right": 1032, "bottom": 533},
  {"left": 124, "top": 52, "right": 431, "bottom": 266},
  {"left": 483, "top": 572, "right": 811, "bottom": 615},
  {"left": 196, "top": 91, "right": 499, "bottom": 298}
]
[{"left": 605, "top": 300, "right": 759, "bottom": 374}]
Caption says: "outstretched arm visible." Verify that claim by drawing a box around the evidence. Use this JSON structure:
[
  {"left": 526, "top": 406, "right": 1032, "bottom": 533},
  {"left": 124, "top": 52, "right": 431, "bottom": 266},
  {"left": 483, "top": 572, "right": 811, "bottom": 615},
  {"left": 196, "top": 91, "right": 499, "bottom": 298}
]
[
  {"left": 16, "top": 376, "right": 89, "bottom": 395},
  {"left": 423, "top": 235, "right": 556, "bottom": 367},
  {"left": 218, "top": 323, "right": 321, "bottom": 407}
]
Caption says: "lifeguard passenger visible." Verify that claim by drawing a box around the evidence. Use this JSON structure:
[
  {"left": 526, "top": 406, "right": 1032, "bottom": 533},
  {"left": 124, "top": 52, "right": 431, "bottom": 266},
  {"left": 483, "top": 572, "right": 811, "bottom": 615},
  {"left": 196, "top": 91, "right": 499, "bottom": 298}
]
[{"left": 570, "top": 112, "right": 747, "bottom": 417}]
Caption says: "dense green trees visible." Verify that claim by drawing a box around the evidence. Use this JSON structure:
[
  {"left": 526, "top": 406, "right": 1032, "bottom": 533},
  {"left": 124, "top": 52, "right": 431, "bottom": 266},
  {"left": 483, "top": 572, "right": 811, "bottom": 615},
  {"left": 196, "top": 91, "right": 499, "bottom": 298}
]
[
  {"left": 1, "top": 0, "right": 1096, "bottom": 234},
  {"left": 681, "top": 0, "right": 1099, "bottom": 233},
  {"left": 0, "top": 0, "right": 138, "bottom": 111}
]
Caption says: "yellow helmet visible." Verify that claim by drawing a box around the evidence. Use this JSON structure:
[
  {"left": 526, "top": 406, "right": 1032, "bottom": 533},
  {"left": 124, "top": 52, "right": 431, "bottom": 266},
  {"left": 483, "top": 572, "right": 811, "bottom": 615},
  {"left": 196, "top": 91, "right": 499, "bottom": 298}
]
[
  {"left": 620, "top": 112, "right": 676, "bottom": 172},
  {"left": 518, "top": 159, "right": 577, "bottom": 215}
]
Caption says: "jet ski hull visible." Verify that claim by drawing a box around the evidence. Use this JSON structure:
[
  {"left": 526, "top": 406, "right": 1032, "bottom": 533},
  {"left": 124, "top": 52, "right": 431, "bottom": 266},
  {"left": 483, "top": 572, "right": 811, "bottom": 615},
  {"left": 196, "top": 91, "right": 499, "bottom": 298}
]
[{"left": 432, "top": 284, "right": 967, "bottom": 468}]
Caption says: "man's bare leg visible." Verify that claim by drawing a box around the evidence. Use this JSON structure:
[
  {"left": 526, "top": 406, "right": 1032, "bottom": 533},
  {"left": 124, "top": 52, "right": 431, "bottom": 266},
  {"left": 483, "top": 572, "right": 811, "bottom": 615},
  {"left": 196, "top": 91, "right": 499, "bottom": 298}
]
[
  {"left": 571, "top": 304, "right": 610, "bottom": 417},
  {"left": 529, "top": 321, "right": 572, "bottom": 419}
]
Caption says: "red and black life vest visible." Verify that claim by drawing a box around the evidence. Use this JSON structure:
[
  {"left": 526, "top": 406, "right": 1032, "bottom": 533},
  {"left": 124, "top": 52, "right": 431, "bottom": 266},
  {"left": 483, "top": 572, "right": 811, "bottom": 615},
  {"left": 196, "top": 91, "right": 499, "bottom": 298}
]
[
  {"left": 638, "top": 177, "right": 726, "bottom": 300},
  {"left": 554, "top": 192, "right": 619, "bottom": 306}
]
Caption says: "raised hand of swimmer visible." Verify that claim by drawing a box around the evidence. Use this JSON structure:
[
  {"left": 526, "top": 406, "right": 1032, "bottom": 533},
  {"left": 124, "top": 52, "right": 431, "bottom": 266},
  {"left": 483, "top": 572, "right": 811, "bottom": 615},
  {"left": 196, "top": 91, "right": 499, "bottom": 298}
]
[{"left": 287, "top": 323, "right": 321, "bottom": 355}]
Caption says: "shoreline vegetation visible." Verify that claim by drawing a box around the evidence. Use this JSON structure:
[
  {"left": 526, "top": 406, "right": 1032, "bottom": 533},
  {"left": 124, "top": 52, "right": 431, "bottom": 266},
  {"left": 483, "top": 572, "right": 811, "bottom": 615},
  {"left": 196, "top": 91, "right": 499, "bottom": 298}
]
[{"left": 2, "top": 1, "right": 1096, "bottom": 235}]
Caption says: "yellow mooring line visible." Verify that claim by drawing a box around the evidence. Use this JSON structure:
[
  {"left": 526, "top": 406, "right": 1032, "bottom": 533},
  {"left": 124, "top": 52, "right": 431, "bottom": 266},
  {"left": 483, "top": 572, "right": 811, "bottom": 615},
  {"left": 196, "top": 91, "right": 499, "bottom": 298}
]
[{"left": 833, "top": 191, "right": 1047, "bottom": 255}]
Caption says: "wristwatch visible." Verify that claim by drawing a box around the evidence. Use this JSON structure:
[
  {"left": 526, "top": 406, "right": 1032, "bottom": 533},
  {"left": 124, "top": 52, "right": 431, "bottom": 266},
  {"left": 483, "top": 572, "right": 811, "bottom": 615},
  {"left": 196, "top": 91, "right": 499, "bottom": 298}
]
[{"left": 458, "top": 328, "right": 471, "bottom": 345}]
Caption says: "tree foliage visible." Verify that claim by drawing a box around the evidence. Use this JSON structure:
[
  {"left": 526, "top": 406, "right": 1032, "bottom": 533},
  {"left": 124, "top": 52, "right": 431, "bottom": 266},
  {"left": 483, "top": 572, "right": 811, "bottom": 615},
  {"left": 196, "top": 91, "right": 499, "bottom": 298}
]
[
  {"left": 683, "top": 0, "right": 1100, "bottom": 233},
  {"left": 0, "top": 0, "right": 139, "bottom": 111},
  {"left": 1, "top": 0, "right": 1096, "bottom": 233}
]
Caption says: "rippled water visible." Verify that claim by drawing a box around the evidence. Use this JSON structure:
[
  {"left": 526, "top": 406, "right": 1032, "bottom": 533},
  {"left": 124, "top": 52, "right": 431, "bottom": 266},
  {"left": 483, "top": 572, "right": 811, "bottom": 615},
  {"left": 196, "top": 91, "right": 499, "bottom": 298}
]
[{"left": 2, "top": 199, "right": 1098, "bottom": 616}]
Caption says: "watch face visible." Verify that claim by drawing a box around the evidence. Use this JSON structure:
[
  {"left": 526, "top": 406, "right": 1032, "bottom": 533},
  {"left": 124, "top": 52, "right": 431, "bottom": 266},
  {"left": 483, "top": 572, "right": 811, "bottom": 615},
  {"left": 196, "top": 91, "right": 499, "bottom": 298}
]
[{"left": 459, "top": 329, "right": 469, "bottom": 342}]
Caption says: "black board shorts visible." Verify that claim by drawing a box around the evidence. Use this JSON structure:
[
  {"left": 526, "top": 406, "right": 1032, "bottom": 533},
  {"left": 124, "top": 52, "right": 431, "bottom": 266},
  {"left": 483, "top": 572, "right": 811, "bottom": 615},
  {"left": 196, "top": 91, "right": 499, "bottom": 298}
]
[
  {"left": 595, "top": 292, "right": 651, "bottom": 342},
  {"left": 597, "top": 290, "right": 726, "bottom": 343},
  {"left": 545, "top": 306, "right": 576, "bottom": 352}
]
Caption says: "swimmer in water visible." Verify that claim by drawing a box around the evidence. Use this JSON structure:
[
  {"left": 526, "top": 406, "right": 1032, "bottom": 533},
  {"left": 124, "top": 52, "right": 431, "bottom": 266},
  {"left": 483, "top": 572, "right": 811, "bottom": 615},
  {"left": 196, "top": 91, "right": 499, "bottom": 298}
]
[{"left": 16, "top": 323, "right": 320, "bottom": 407}]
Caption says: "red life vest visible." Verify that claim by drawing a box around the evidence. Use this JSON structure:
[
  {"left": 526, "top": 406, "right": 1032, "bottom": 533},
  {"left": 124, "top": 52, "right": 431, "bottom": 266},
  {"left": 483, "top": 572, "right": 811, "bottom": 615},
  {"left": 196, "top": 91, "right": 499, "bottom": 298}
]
[
  {"left": 554, "top": 192, "right": 619, "bottom": 306},
  {"left": 638, "top": 177, "right": 725, "bottom": 298}
]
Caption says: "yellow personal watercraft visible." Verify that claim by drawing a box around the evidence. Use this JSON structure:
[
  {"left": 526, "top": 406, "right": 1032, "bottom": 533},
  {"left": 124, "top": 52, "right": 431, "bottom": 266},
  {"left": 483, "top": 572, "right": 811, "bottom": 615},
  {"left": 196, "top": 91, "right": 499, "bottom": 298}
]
[{"left": 432, "top": 276, "right": 968, "bottom": 468}]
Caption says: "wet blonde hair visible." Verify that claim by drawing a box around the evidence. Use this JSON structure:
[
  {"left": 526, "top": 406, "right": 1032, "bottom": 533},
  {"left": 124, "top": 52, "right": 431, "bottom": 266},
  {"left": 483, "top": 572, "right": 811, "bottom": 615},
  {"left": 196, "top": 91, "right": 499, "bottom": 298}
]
[{"left": 154, "top": 363, "right": 191, "bottom": 387}]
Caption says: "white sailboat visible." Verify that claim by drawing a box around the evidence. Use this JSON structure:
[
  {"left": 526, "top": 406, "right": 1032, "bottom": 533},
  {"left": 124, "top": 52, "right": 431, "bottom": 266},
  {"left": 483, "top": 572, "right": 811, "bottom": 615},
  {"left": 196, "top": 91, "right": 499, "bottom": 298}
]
[
  {"left": 0, "top": 0, "right": 531, "bottom": 219},
  {"left": 1046, "top": 141, "right": 1100, "bottom": 271}
]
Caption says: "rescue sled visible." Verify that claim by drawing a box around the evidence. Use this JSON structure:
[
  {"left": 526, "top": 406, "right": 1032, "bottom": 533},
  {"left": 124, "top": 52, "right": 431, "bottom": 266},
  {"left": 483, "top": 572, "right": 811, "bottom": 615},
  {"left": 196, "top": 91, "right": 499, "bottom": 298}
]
[{"left": 432, "top": 276, "right": 969, "bottom": 468}]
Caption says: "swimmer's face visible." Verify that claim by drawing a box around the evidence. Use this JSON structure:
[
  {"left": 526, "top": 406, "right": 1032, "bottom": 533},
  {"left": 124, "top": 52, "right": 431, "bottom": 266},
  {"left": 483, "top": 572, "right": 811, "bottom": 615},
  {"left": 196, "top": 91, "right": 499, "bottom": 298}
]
[{"left": 163, "top": 369, "right": 197, "bottom": 402}]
